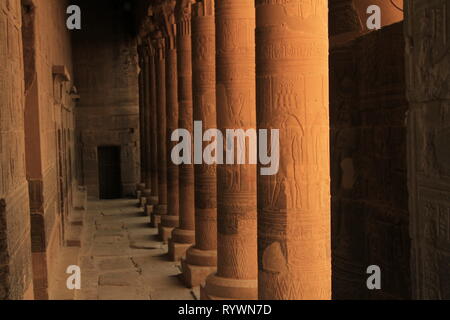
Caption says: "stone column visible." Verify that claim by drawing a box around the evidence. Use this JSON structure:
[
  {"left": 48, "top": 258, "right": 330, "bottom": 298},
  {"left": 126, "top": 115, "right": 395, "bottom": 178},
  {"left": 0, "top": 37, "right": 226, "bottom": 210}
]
[
  {"left": 181, "top": 0, "right": 217, "bottom": 287},
  {"left": 142, "top": 44, "right": 152, "bottom": 207},
  {"left": 136, "top": 43, "right": 146, "bottom": 202},
  {"left": 255, "top": 0, "right": 331, "bottom": 300},
  {"left": 202, "top": 0, "right": 258, "bottom": 300},
  {"left": 152, "top": 34, "right": 168, "bottom": 228},
  {"left": 147, "top": 38, "right": 159, "bottom": 210},
  {"left": 159, "top": 18, "right": 180, "bottom": 242},
  {"left": 169, "top": 0, "right": 196, "bottom": 261},
  {"left": 405, "top": 0, "right": 450, "bottom": 299}
]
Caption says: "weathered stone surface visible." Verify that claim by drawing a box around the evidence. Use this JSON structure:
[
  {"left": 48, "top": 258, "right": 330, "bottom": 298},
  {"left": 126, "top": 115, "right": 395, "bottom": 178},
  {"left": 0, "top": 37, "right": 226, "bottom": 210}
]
[
  {"left": 147, "top": 39, "right": 159, "bottom": 206},
  {"left": 182, "top": 0, "right": 218, "bottom": 288},
  {"left": 73, "top": 198, "right": 194, "bottom": 300},
  {"left": 138, "top": 45, "right": 147, "bottom": 192},
  {"left": 329, "top": 0, "right": 404, "bottom": 47},
  {"left": 169, "top": 0, "right": 196, "bottom": 261},
  {"left": 330, "top": 22, "right": 410, "bottom": 300},
  {"left": 202, "top": 0, "right": 258, "bottom": 300},
  {"left": 73, "top": 0, "right": 140, "bottom": 198},
  {"left": 405, "top": 0, "right": 450, "bottom": 300},
  {"left": 0, "top": 1, "right": 32, "bottom": 300},
  {"left": 256, "top": 0, "right": 331, "bottom": 300},
  {"left": 160, "top": 3, "right": 180, "bottom": 242},
  {"left": 153, "top": 33, "right": 169, "bottom": 228}
]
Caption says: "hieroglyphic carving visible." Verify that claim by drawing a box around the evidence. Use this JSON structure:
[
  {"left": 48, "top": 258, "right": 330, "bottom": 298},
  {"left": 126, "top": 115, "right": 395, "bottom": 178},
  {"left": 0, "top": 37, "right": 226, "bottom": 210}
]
[
  {"left": 137, "top": 43, "right": 146, "bottom": 186},
  {"left": 138, "top": 43, "right": 151, "bottom": 193},
  {"left": 142, "top": 44, "right": 153, "bottom": 194},
  {"left": 0, "top": 0, "right": 32, "bottom": 299},
  {"left": 202, "top": 0, "right": 258, "bottom": 300},
  {"left": 406, "top": 0, "right": 450, "bottom": 299},
  {"left": 146, "top": 38, "right": 159, "bottom": 204},
  {"left": 171, "top": 0, "right": 196, "bottom": 255},
  {"left": 182, "top": 0, "right": 217, "bottom": 287},
  {"left": 153, "top": 33, "right": 168, "bottom": 221},
  {"left": 256, "top": 0, "right": 330, "bottom": 299},
  {"left": 160, "top": 3, "right": 180, "bottom": 239}
]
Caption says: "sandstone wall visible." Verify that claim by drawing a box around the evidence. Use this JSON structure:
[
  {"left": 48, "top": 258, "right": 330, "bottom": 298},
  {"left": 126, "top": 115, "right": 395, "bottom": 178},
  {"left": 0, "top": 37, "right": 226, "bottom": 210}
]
[
  {"left": 73, "top": 0, "right": 139, "bottom": 198},
  {"left": 330, "top": 22, "right": 410, "bottom": 299},
  {"left": 21, "top": 0, "right": 76, "bottom": 299},
  {"left": 329, "top": 0, "right": 404, "bottom": 46},
  {"left": 0, "top": 0, "right": 33, "bottom": 300},
  {"left": 405, "top": 0, "right": 450, "bottom": 299}
]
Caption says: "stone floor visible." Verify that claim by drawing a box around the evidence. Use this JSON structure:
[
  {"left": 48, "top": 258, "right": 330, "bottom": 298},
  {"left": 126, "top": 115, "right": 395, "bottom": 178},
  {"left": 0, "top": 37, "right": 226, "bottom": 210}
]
[{"left": 53, "top": 198, "right": 198, "bottom": 300}]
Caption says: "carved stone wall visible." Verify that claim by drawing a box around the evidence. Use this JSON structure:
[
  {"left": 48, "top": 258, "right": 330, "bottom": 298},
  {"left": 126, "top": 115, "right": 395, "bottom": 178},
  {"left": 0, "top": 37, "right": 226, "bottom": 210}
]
[
  {"left": 330, "top": 22, "right": 410, "bottom": 299},
  {"left": 0, "top": 0, "right": 33, "bottom": 300},
  {"left": 19, "top": 0, "right": 76, "bottom": 300},
  {"left": 73, "top": 0, "right": 139, "bottom": 198},
  {"left": 405, "top": 0, "right": 450, "bottom": 299},
  {"left": 329, "top": 0, "right": 404, "bottom": 47}
]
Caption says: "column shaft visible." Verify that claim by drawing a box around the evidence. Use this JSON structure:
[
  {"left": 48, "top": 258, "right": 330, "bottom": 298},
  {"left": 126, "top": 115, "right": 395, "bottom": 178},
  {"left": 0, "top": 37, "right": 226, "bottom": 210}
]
[
  {"left": 148, "top": 41, "right": 159, "bottom": 206},
  {"left": 152, "top": 36, "right": 168, "bottom": 227},
  {"left": 182, "top": 0, "right": 218, "bottom": 288},
  {"left": 256, "top": 0, "right": 331, "bottom": 299},
  {"left": 169, "top": 0, "right": 196, "bottom": 261},
  {"left": 202, "top": 0, "right": 258, "bottom": 300},
  {"left": 159, "top": 28, "right": 180, "bottom": 242},
  {"left": 142, "top": 48, "right": 152, "bottom": 200},
  {"left": 136, "top": 46, "right": 146, "bottom": 198}
]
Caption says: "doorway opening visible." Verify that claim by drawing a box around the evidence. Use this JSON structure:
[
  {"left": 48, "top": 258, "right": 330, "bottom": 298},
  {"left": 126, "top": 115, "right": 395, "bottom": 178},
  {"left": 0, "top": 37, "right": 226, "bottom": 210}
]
[{"left": 98, "top": 146, "right": 122, "bottom": 199}]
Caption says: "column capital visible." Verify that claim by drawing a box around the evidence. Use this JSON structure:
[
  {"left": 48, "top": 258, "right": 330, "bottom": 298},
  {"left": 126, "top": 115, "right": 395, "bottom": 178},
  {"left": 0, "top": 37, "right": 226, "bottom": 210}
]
[
  {"left": 143, "top": 36, "right": 156, "bottom": 58},
  {"left": 160, "top": 0, "right": 177, "bottom": 49},
  {"left": 153, "top": 32, "right": 166, "bottom": 61},
  {"left": 192, "top": 0, "right": 214, "bottom": 18},
  {"left": 176, "top": 0, "right": 194, "bottom": 36},
  {"left": 176, "top": 0, "right": 195, "bottom": 21}
]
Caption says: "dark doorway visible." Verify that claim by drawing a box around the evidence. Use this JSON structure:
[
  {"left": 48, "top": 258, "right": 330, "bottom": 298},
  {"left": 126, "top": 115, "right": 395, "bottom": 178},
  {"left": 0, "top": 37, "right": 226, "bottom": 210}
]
[{"left": 98, "top": 146, "right": 122, "bottom": 199}]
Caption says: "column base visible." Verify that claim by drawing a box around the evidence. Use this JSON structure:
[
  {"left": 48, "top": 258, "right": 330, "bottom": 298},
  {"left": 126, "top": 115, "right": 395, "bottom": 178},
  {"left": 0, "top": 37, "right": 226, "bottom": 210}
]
[
  {"left": 168, "top": 240, "right": 191, "bottom": 261},
  {"left": 159, "top": 215, "right": 179, "bottom": 242},
  {"left": 172, "top": 228, "right": 195, "bottom": 244},
  {"left": 201, "top": 274, "right": 258, "bottom": 300},
  {"left": 168, "top": 228, "right": 195, "bottom": 261},
  {"left": 136, "top": 190, "right": 142, "bottom": 203},
  {"left": 181, "top": 254, "right": 216, "bottom": 288},
  {"left": 186, "top": 247, "right": 217, "bottom": 267},
  {"left": 148, "top": 196, "right": 159, "bottom": 206},
  {"left": 151, "top": 204, "right": 167, "bottom": 228},
  {"left": 136, "top": 183, "right": 145, "bottom": 196},
  {"left": 144, "top": 204, "right": 153, "bottom": 217},
  {"left": 159, "top": 226, "right": 174, "bottom": 243},
  {"left": 139, "top": 196, "right": 147, "bottom": 208}
]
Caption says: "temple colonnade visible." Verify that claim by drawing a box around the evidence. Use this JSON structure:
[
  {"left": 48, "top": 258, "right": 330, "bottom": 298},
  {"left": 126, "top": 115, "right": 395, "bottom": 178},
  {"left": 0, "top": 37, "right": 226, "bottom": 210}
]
[{"left": 136, "top": 0, "right": 330, "bottom": 300}]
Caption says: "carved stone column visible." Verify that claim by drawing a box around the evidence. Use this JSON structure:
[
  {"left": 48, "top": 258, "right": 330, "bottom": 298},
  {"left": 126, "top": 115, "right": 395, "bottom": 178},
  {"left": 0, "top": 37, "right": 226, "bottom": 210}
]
[
  {"left": 169, "top": 0, "right": 196, "bottom": 261},
  {"left": 181, "top": 0, "right": 217, "bottom": 287},
  {"left": 159, "top": 12, "right": 180, "bottom": 242},
  {"left": 136, "top": 43, "right": 146, "bottom": 202},
  {"left": 152, "top": 34, "right": 168, "bottom": 228},
  {"left": 147, "top": 38, "right": 159, "bottom": 211},
  {"left": 255, "top": 0, "right": 331, "bottom": 300},
  {"left": 202, "top": 0, "right": 258, "bottom": 300},
  {"left": 142, "top": 44, "right": 152, "bottom": 207},
  {"left": 405, "top": 0, "right": 450, "bottom": 299}
]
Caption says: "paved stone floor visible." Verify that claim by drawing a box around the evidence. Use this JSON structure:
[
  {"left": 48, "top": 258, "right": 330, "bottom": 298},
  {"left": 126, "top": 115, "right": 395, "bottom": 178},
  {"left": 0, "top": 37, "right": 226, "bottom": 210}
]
[{"left": 58, "top": 198, "right": 197, "bottom": 300}]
